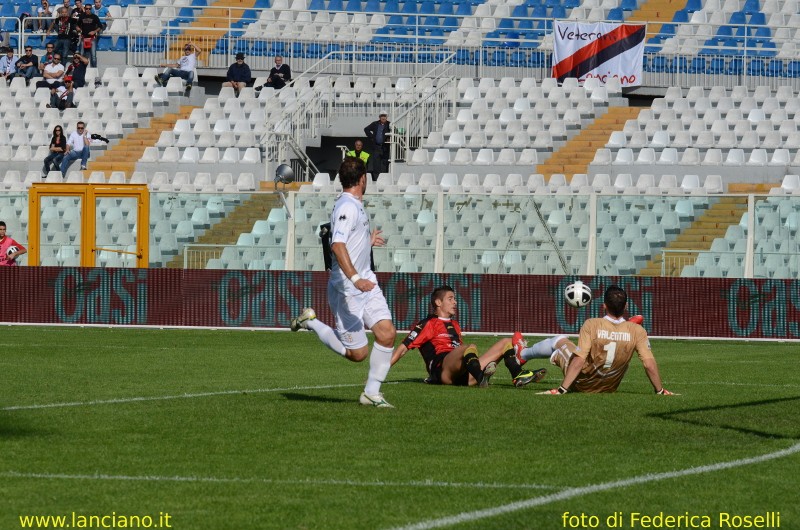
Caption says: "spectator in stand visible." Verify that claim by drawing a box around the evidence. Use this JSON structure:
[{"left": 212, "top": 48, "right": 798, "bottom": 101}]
[
  {"left": 0, "top": 48, "right": 19, "bottom": 85},
  {"left": 43, "top": 125, "right": 67, "bottom": 176},
  {"left": 34, "top": 0, "right": 54, "bottom": 32},
  {"left": 76, "top": 3, "right": 101, "bottom": 67},
  {"left": 70, "top": 0, "right": 84, "bottom": 19},
  {"left": 0, "top": 222, "right": 27, "bottom": 266},
  {"left": 64, "top": 51, "right": 88, "bottom": 87},
  {"left": 39, "top": 42, "right": 55, "bottom": 74},
  {"left": 346, "top": 140, "right": 370, "bottom": 171},
  {"left": 255, "top": 55, "right": 290, "bottom": 91},
  {"left": 364, "top": 111, "right": 391, "bottom": 180},
  {"left": 36, "top": 52, "right": 65, "bottom": 88},
  {"left": 15, "top": 46, "right": 39, "bottom": 86},
  {"left": 47, "top": 7, "right": 78, "bottom": 62},
  {"left": 47, "top": 75, "right": 75, "bottom": 110},
  {"left": 92, "top": 0, "right": 110, "bottom": 31},
  {"left": 222, "top": 52, "right": 251, "bottom": 97},
  {"left": 154, "top": 42, "right": 201, "bottom": 92},
  {"left": 60, "top": 120, "right": 91, "bottom": 173}
]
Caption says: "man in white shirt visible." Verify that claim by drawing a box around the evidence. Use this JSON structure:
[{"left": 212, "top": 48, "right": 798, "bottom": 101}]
[
  {"left": 154, "top": 42, "right": 201, "bottom": 91},
  {"left": 60, "top": 120, "right": 91, "bottom": 174},
  {"left": 290, "top": 157, "right": 397, "bottom": 408},
  {"left": 35, "top": 52, "right": 65, "bottom": 88}
]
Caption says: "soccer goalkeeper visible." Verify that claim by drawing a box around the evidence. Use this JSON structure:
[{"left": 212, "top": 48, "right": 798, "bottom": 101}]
[
  {"left": 514, "top": 285, "right": 677, "bottom": 395},
  {"left": 391, "top": 285, "right": 546, "bottom": 388}
]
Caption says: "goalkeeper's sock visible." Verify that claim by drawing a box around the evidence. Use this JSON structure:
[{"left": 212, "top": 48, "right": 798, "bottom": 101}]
[
  {"left": 305, "top": 319, "right": 346, "bottom": 357},
  {"left": 364, "top": 342, "right": 393, "bottom": 395},
  {"left": 462, "top": 346, "right": 483, "bottom": 383},
  {"left": 502, "top": 347, "right": 523, "bottom": 378},
  {"left": 520, "top": 336, "right": 567, "bottom": 361}
]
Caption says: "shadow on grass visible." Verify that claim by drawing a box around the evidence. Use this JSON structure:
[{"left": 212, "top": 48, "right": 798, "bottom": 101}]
[
  {"left": 280, "top": 392, "right": 352, "bottom": 404},
  {"left": 0, "top": 415, "right": 46, "bottom": 438},
  {"left": 649, "top": 395, "right": 800, "bottom": 440}
]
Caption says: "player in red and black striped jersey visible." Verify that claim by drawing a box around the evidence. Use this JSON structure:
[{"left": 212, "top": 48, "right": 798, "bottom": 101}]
[{"left": 390, "top": 285, "right": 547, "bottom": 387}]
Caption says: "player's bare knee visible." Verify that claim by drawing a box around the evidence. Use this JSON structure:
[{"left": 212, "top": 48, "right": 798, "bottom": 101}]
[{"left": 346, "top": 347, "right": 370, "bottom": 362}]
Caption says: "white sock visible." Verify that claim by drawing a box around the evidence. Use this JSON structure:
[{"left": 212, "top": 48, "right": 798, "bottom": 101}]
[
  {"left": 306, "top": 319, "right": 346, "bottom": 357},
  {"left": 364, "top": 342, "right": 393, "bottom": 395},
  {"left": 521, "top": 336, "right": 563, "bottom": 361}
]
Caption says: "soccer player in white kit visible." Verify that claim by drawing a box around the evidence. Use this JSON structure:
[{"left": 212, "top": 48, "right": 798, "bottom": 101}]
[{"left": 290, "top": 157, "right": 397, "bottom": 408}]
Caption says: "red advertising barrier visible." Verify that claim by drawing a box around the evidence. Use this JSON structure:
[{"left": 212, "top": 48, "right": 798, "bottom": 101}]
[{"left": 4, "top": 268, "right": 799, "bottom": 339}]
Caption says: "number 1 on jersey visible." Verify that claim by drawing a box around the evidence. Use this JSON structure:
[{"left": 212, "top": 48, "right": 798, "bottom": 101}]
[{"left": 603, "top": 342, "right": 617, "bottom": 369}]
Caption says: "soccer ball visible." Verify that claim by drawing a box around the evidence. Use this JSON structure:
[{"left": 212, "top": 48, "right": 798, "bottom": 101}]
[
  {"left": 6, "top": 245, "right": 18, "bottom": 258},
  {"left": 564, "top": 280, "right": 592, "bottom": 308}
]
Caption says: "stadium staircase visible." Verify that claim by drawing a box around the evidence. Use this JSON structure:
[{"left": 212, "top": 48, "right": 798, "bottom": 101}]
[
  {"left": 638, "top": 196, "right": 748, "bottom": 276},
  {"left": 170, "top": 0, "right": 256, "bottom": 48},
  {"left": 535, "top": 106, "right": 641, "bottom": 180},
  {"left": 626, "top": 0, "right": 686, "bottom": 34},
  {"left": 87, "top": 106, "right": 200, "bottom": 178},
  {"left": 165, "top": 192, "right": 289, "bottom": 268}
]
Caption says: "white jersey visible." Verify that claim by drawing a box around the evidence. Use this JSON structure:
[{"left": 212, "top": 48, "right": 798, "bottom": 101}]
[{"left": 329, "top": 192, "right": 376, "bottom": 295}]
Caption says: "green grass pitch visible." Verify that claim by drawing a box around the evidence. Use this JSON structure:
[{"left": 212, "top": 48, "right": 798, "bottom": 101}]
[{"left": 1, "top": 326, "right": 798, "bottom": 529}]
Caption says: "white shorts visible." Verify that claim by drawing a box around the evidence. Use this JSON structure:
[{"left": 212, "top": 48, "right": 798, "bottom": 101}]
[{"left": 327, "top": 282, "right": 392, "bottom": 350}]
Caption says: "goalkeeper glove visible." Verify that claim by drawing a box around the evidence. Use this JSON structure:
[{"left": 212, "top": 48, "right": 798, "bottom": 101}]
[
  {"left": 656, "top": 388, "right": 679, "bottom": 395},
  {"left": 538, "top": 386, "right": 568, "bottom": 395}
]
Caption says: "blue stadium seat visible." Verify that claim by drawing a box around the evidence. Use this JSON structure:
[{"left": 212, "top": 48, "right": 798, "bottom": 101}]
[
  {"left": 253, "top": 0, "right": 270, "bottom": 7},
  {"left": 785, "top": 60, "right": 800, "bottom": 78},
  {"left": 706, "top": 57, "right": 726, "bottom": 73},
  {"left": 233, "top": 39, "right": 249, "bottom": 55},
  {"left": 607, "top": 8, "right": 624, "bottom": 20},
  {"left": 112, "top": 36, "right": 128, "bottom": 52},
  {"left": 550, "top": 5, "right": 566, "bottom": 17},
  {"left": 151, "top": 36, "right": 166, "bottom": 52},
  {"left": 749, "top": 11, "right": 766, "bottom": 25},
  {"left": 97, "top": 35, "right": 113, "bottom": 51},
  {"left": 667, "top": 56, "right": 688, "bottom": 73},
  {"left": 437, "top": 2, "right": 454, "bottom": 15},
  {"left": 420, "top": 0, "right": 436, "bottom": 13},
  {"left": 752, "top": 25, "right": 771, "bottom": 44},
  {"left": 744, "top": 59, "right": 771, "bottom": 81},
  {"left": 212, "top": 37, "right": 229, "bottom": 55},
  {"left": 133, "top": 36, "right": 149, "bottom": 52},
  {"left": 649, "top": 55, "right": 667, "bottom": 72},
  {"left": 529, "top": 50, "right": 547, "bottom": 67},
  {"left": 309, "top": 0, "right": 325, "bottom": 9},
  {"left": 455, "top": 2, "right": 472, "bottom": 15},
  {"left": 620, "top": 0, "right": 637, "bottom": 10},
  {"left": 684, "top": 0, "right": 702, "bottom": 12},
  {"left": 487, "top": 49, "right": 507, "bottom": 65},
  {"left": 726, "top": 57, "right": 743, "bottom": 74},
  {"left": 741, "top": 0, "right": 760, "bottom": 14},
  {"left": 345, "top": 0, "right": 362, "bottom": 10},
  {"left": 671, "top": 9, "right": 689, "bottom": 22},
  {"left": 427, "top": 29, "right": 445, "bottom": 45},
  {"left": 687, "top": 56, "right": 705, "bottom": 73},
  {"left": 512, "top": 4, "right": 528, "bottom": 16},
  {"left": 765, "top": 59, "right": 784, "bottom": 77},
  {"left": 442, "top": 16, "right": 458, "bottom": 29},
  {"left": 251, "top": 40, "right": 268, "bottom": 56},
  {"left": 364, "top": 0, "right": 380, "bottom": 11},
  {"left": 509, "top": 50, "right": 528, "bottom": 66},
  {"left": 384, "top": 0, "right": 400, "bottom": 13},
  {"left": 270, "top": 42, "right": 286, "bottom": 56},
  {"left": 755, "top": 42, "right": 777, "bottom": 57}
]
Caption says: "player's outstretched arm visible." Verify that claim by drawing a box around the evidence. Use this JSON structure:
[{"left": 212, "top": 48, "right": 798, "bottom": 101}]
[
  {"left": 390, "top": 343, "right": 409, "bottom": 366},
  {"left": 642, "top": 357, "right": 679, "bottom": 395}
]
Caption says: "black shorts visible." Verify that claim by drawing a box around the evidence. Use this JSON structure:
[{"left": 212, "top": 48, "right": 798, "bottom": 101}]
[{"left": 425, "top": 352, "right": 469, "bottom": 386}]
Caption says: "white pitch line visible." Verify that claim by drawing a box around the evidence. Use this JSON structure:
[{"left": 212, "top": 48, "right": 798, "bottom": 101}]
[
  {"left": 1, "top": 383, "right": 392, "bottom": 411},
  {"left": 388, "top": 442, "right": 800, "bottom": 530},
  {"left": 0, "top": 471, "right": 557, "bottom": 491}
]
